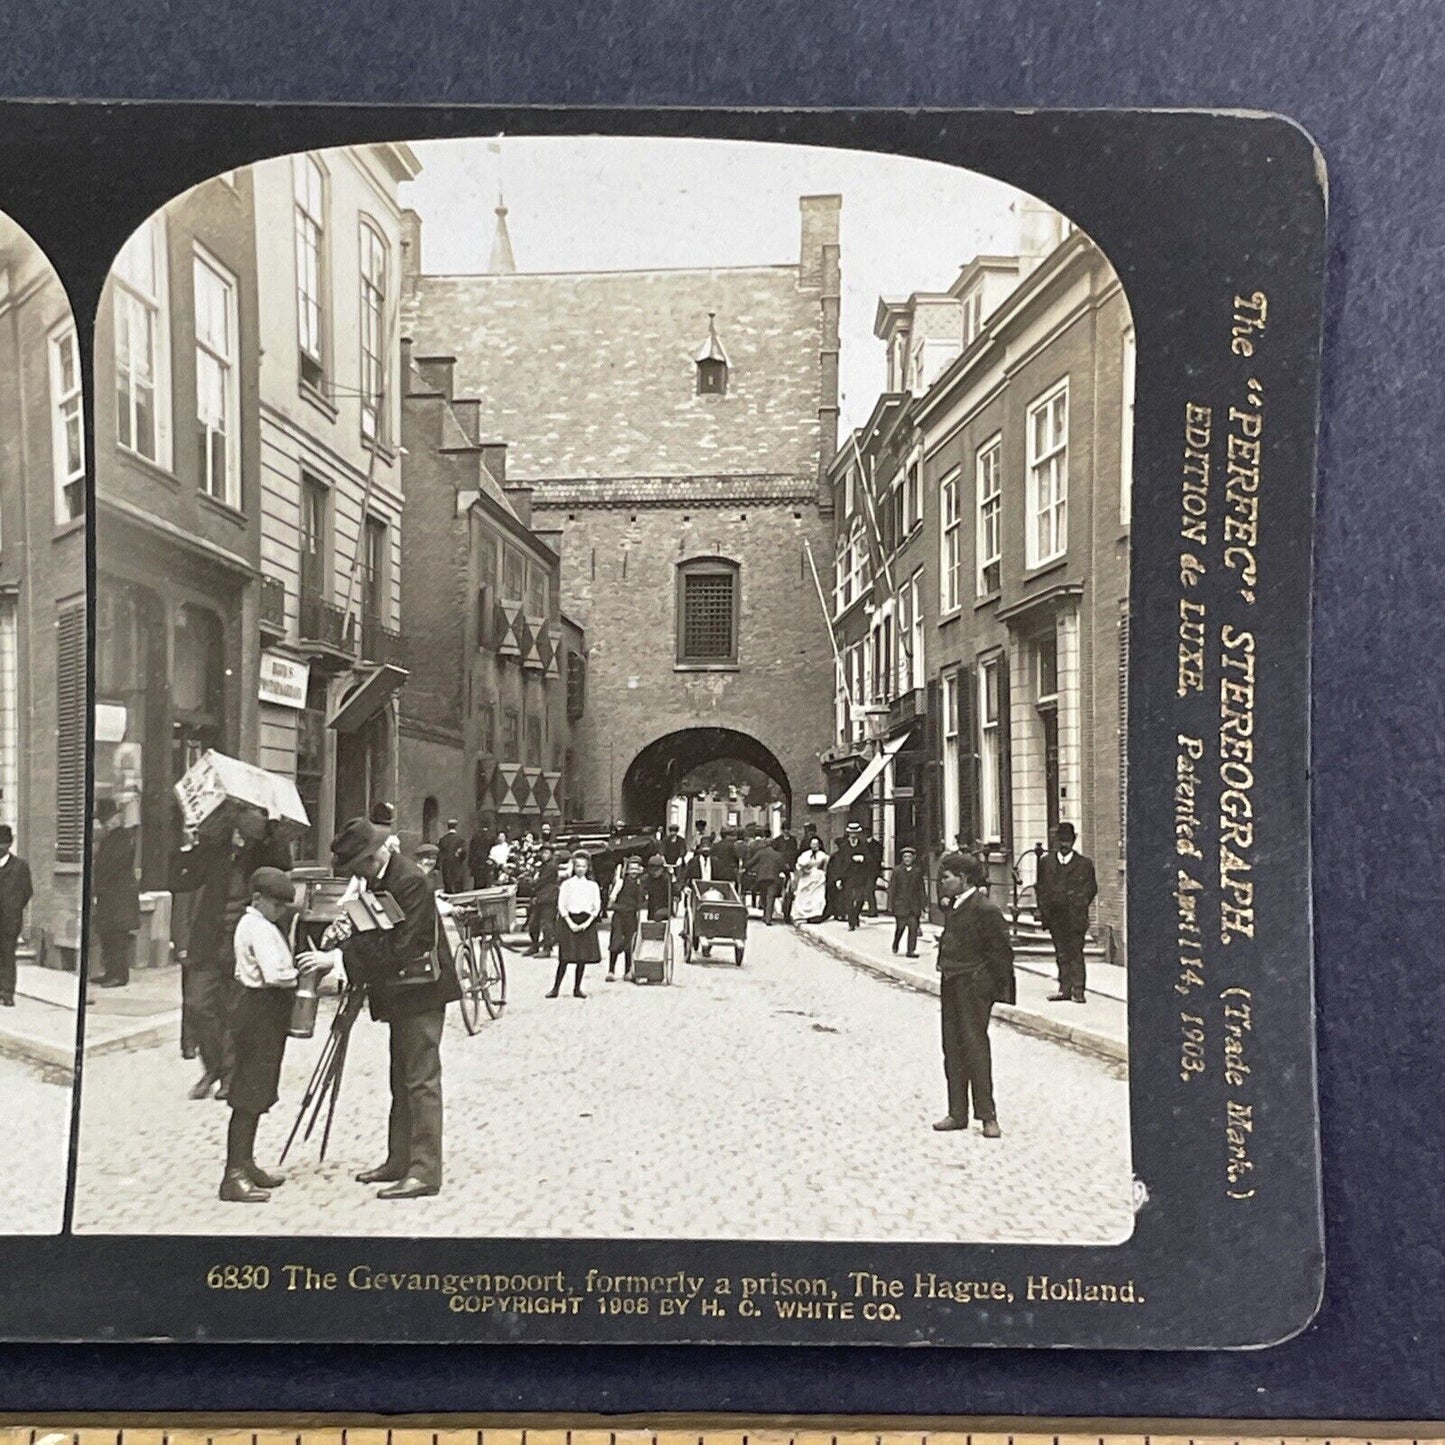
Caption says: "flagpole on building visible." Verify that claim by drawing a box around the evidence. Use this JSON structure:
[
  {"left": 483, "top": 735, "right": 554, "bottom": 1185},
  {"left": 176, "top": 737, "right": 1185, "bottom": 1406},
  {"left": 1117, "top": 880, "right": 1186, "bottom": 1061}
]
[
  {"left": 802, "top": 538, "right": 854, "bottom": 720},
  {"left": 849, "top": 429, "right": 916, "bottom": 677}
]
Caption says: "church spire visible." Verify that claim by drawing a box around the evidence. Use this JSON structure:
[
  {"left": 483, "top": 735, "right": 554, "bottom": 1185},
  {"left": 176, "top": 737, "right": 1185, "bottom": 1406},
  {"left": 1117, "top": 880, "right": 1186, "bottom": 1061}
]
[{"left": 487, "top": 193, "right": 516, "bottom": 275}]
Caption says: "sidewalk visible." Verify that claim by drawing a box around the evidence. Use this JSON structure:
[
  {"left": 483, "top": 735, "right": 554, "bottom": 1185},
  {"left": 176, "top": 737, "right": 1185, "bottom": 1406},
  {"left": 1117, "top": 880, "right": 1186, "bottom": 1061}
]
[
  {"left": 0, "top": 962, "right": 184, "bottom": 1072},
  {"left": 794, "top": 914, "right": 1127, "bottom": 1065}
]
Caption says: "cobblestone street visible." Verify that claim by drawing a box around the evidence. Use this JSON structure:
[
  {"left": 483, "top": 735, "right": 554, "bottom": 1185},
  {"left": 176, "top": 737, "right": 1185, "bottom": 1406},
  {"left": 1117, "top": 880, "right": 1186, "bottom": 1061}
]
[
  {"left": 0, "top": 1054, "right": 71, "bottom": 1233},
  {"left": 72, "top": 921, "right": 1132, "bottom": 1242}
]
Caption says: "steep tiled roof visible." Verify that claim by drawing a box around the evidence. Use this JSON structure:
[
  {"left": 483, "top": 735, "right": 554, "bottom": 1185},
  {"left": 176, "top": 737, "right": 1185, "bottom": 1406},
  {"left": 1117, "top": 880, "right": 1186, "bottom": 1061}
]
[{"left": 402, "top": 265, "right": 823, "bottom": 483}]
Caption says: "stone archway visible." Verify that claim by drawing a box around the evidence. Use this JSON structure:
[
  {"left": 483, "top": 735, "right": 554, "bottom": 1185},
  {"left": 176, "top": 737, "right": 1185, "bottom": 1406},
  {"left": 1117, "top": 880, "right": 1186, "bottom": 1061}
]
[{"left": 620, "top": 726, "right": 792, "bottom": 830}]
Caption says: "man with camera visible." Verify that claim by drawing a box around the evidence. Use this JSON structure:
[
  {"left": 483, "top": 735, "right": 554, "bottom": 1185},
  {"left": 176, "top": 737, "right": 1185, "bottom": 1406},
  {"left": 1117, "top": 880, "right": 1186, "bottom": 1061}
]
[{"left": 300, "top": 816, "right": 461, "bottom": 1200}]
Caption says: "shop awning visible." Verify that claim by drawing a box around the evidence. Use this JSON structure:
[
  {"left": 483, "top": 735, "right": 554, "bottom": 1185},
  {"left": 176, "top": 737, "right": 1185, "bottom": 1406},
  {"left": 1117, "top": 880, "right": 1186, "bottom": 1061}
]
[
  {"left": 828, "top": 729, "right": 913, "bottom": 812},
  {"left": 327, "top": 663, "right": 408, "bottom": 734}
]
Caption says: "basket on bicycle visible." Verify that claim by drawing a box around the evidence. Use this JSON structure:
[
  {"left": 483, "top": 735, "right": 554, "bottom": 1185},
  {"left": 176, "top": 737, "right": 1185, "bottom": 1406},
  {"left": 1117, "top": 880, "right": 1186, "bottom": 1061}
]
[{"left": 445, "top": 884, "right": 517, "bottom": 934}]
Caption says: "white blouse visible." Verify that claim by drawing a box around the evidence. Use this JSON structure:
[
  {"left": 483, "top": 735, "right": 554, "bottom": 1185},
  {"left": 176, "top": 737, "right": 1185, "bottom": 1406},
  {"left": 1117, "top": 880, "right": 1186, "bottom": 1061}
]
[{"left": 557, "top": 875, "right": 601, "bottom": 920}]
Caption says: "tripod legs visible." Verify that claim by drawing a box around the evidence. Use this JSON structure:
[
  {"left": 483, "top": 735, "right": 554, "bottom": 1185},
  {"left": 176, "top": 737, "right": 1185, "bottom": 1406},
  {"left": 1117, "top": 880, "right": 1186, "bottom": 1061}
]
[{"left": 280, "top": 988, "right": 363, "bottom": 1165}]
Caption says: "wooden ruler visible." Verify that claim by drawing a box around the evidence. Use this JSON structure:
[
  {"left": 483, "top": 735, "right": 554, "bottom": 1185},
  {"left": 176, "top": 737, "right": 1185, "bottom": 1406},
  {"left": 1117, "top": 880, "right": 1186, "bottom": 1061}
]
[{"left": 2, "top": 1426, "right": 1443, "bottom": 1445}]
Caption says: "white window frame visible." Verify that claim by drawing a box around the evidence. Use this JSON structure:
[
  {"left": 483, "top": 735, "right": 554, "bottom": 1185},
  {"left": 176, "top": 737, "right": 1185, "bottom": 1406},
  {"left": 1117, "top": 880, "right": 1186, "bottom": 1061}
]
[
  {"left": 909, "top": 569, "right": 924, "bottom": 690},
  {"left": 49, "top": 321, "right": 84, "bottom": 527},
  {"left": 1026, "top": 378, "right": 1069, "bottom": 568},
  {"left": 359, "top": 219, "right": 387, "bottom": 443},
  {"left": 834, "top": 518, "right": 866, "bottom": 617},
  {"left": 978, "top": 657, "right": 1002, "bottom": 843},
  {"left": 193, "top": 246, "right": 241, "bottom": 509},
  {"left": 113, "top": 214, "right": 172, "bottom": 470},
  {"left": 1120, "top": 327, "right": 1136, "bottom": 527},
  {"left": 940, "top": 465, "right": 962, "bottom": 614},
  {"left": 942, "top": 671, "right": 962, "bottom": 849},
  {"left": 294, "top": 153, "right": 328, "bottom": 390},
  {"left": 976, "top": 434, "right": 1002, "bottom": 596}
]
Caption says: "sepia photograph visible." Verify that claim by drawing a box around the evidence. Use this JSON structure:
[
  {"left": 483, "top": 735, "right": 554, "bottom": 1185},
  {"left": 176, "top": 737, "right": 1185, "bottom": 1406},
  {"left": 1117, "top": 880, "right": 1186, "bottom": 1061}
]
[
  {"left": 69, "top": 134, "right": 1136, "bottom": 1244},
  {"left": 0, "top": 212, "right": 87, "bottom": 1233}
]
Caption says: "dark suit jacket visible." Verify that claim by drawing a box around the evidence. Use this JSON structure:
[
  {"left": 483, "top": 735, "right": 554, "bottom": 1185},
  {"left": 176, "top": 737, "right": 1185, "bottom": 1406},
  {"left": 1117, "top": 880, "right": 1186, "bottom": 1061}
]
[
  {"left": 92, "top": 829, "right": 140, "bottom": 934},
  {"left": 937, "top": 889, "right": 1015, "bottom": 1005},
  {"left": 710, "top": 838, "right": 740, "bottom": 882},
  {"left": 661, "top": 835, "right": 687, "bottom": 865},
  {"left": 172, "top": 833, "right": 291, "bottom": 967},
  {"left": 749, "top": 845, "right": 786, "bottom": 885},
  {"left": 437, "top": 829, "right": 468, "bottom": 893},
  {"left": 0, "top": 853, "right": 33, "bottom": 938},
  {"left": 342, "top": 851, "right": 461, "bottom": 1022},
  {"left": 683, "top": 854, "right": 718, "bottom": 885},
  {"left": 1036, "top": 850, "right": 1099, "bottom": 935},
  {"left": 887, "top": 862, "right": 930, "bottom": 917}
]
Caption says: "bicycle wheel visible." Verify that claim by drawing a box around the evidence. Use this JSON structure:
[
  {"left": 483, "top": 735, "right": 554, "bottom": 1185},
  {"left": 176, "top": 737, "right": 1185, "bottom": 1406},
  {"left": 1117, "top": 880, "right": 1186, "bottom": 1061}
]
[
  {"left": 457, "top": 938, "right": 485, "bottom": 1036},
  {"left": 480, "top": 936, "right": 508, "bottom": 1019}
]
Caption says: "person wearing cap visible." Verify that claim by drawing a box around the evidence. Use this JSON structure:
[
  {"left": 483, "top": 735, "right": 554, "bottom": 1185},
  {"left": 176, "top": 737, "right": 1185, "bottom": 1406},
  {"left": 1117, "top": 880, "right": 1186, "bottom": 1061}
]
[
  {"left": 933, "top": 851, "right": 1015, "bottom": 1139},
  {"left": 369, "top": 801, "right": 401, "bottom": 857},
  {"left": 526, "top": 850, "right": 562, "bottom": 957},
  {"left": 91, "top": 798, "right": 139, "bottom": 990},
  {"left": 682, "top": 836, "right": 715, "bottom": 886},
  {"left": 220, "top": 866, "right": 333, "bottom": 1203},
  {"left": 748, "top": 836, "right": 787, "bottom": 926},
  {"left": 888, "top": 844, "right": 930, "bottom": 958},
  {"left": 642, "top": 853, "right": 674, "bottom": 922},
  {"left": 436, "top": 818, "right": 468, "bottom": 895},
  {"left": 840, "top": 821, "right": 875, "bottom": 931},
  {"left": 1035, "top": 821, "right": 1099, "bottom": 1004},
  {"left": 605, "top": 855, "right": 645, "bottom": 981},
  {"left": 300, "top": 816, "right": 460, "bottom": 1200},
  {"left": 710, "top": 828, "right": 741, "bottom": 885},
  {"left": 414, "top": 843, "right": 440, "bottom": 877},
  {"left": 661, "top": 823, "right": 686, "bottom": 879}
]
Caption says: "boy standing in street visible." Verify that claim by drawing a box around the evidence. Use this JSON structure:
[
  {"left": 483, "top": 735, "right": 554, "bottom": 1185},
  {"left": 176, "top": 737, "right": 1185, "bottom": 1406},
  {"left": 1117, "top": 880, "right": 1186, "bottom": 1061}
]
[
  {"left": 933, "top": 852, "right": 1015, "bottom": 1139},
  {"left": 221, "top": 866, "right": 330, "bottom": 1203}
]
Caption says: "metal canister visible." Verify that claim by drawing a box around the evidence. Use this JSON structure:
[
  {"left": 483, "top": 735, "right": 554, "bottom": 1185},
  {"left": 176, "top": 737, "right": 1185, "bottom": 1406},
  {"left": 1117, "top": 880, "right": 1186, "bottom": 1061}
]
[{"left": 289, "top": 972, "right": 320, "bottom": 1039}]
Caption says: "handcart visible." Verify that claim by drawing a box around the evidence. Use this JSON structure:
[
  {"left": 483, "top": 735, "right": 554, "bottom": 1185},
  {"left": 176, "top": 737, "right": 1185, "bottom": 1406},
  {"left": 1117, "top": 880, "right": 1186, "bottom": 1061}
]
[
  {"left": 630, "top": 915, "right": 675, "bottom": 986},
  {"left": 683, "top": 880, "right": 748, "bottom": 966}
]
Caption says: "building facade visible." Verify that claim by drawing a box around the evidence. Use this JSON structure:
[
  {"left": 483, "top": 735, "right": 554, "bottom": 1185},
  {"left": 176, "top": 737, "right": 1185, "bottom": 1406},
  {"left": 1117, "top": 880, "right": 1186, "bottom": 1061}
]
[
  {"left": 829, "top": 214, "right": 1134, "bottom": 955},
  {"left": 401, "top": 194, "right": 843, "bottom": 833},
  {"left": 249, "top": 143, "right": 421, "bottom": 862},
  {"left": 395, "top": 347, "right": 582, "bottom": 848},
  {"left": 0, "top": 215, "right": 88, "bottom": 960},
  {"left": 94, "top": 172, "right": 264, "bottom": 891}
]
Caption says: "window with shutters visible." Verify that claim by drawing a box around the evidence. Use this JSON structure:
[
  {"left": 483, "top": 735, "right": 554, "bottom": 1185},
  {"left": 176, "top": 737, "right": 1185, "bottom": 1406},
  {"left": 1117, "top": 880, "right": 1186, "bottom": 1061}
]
[
  {"left": 49, "top": 322, "right": 84, "bottom": 526},
  {"left": 677, "top": 559, "right": 739, "bottom": 667},
  {"left": 566, "top": 649, "right": 586, "bottom": 721},
  {"left": 502, "top": 546, "right": 524, "bottom": 602},
  {"left": 478, "top": 701, "right": 496, "bottom": 756},
  {"left": 501, "top": 706, "right": 520, "bottom": 762},
  {"left": 56, "top": 605, "right": 86, "bottom": 864},
  {"left": 525, "top": 714, "right": 543, "bottom": 767}
]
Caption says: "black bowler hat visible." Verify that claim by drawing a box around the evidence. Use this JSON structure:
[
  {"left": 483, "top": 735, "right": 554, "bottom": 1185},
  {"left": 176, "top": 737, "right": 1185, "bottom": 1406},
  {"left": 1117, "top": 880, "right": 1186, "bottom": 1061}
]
[
  {"left": 1056, "top": 822, "right": 1077, "bottom": 845},
  {"left": 331, "top": 817, "right": 389, "bottom": 870}
]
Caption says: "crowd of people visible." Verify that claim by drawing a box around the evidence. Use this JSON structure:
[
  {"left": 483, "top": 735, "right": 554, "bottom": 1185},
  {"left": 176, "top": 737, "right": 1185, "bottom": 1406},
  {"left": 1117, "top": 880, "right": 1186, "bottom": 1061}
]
[{"left": 83, "top": 777, "right": 1101, "bottom": 1199}]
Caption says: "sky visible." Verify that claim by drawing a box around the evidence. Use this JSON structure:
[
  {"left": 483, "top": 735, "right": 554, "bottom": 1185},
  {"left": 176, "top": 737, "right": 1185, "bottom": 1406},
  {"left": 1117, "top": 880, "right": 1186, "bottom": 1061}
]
[{"left": 398, "top": 135, "right": 1036, "bottom": 436}]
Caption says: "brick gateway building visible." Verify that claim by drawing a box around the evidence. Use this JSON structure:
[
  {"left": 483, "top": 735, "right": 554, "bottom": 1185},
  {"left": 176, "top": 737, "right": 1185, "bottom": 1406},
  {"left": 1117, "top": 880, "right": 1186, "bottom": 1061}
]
[{"left": 400, "top": 195, "right": 843, "bottom": 831}]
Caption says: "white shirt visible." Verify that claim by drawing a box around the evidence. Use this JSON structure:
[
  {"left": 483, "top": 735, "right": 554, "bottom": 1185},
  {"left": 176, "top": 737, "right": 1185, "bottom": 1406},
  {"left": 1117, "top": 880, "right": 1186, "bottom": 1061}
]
[
  {"left": 558, "top": 875, "right": 601, "bottom": 920},
  {"left": 233, "top": 906, "right": 297, "bottom": 989},
  {"left": 1056, "top": 850, "right": 1075, "bottom": 865},
  {"left": 691, "top": 854, "right": 713, "bottom": 880},
  {"left": 948, "top": 887, "right": 979, "bottom": 910}
]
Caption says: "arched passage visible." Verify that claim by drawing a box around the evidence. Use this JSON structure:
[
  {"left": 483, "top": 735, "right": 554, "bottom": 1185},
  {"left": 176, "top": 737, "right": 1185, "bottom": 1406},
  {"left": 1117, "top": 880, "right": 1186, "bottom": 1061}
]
[{"left": 621, "top": 727, "right": 792, "bottom": 830}]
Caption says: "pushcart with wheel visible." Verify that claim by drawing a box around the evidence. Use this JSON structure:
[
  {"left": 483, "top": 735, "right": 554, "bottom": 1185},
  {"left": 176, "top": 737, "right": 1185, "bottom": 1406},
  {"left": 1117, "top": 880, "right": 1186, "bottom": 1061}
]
[
  {"left": 443, "top": 885, "right": 515, "bottom": 1034},
  {"left": 631, "top": 915, "right": 675, "bottom": 985},
  {"left": 682, "top": 880, "right": 748, "bottom": 966}
]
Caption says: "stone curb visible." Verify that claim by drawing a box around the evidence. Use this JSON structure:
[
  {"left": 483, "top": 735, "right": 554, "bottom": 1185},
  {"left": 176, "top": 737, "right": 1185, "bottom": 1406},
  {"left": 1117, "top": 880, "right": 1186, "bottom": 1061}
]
[{"left": 793, "top": 925, "right": 1128, "bottom": 1066}]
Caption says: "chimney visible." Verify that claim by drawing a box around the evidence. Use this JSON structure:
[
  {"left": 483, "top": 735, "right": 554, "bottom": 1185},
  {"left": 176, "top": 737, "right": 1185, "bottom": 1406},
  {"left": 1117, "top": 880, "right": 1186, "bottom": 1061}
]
[
  {"left": 399, "top": 337, "right": 414, "bottom": 391},
  {"left": 1018, "top": 196, "right": 1065, "bottom": 276},
  {"left": 504, "top": 482, "right": 534, "bottom": 527},
  {"left": 400, "top": 208, "right": 423, "bottom": 279},
  {"left": 480, "top": 442, "right": 507, "bottom": 484},
  {"left": 413, "top": 354, "right": 455, "bottom": 400},
  {"left": 450, "top": 398, "right": 481, "bottom": 446},
  {"left": 798, "top": 193, "right": 841, "bottom": 291}
]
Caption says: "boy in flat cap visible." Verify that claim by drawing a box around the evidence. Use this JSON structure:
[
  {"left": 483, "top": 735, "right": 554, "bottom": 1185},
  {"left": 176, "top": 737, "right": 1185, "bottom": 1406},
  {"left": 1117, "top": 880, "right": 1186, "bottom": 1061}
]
[
  {"left": 221, "top": 866, "right": 331, "bottom": 1203},
  {"left": 888, "top": 844, "right": 930, "bottom": 957}
]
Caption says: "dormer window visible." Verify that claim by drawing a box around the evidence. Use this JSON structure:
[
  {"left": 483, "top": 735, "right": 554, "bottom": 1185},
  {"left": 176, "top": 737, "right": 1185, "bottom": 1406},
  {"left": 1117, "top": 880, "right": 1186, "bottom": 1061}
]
[{"left": 695, "top": 312, "right": 730, "bottom": 396}]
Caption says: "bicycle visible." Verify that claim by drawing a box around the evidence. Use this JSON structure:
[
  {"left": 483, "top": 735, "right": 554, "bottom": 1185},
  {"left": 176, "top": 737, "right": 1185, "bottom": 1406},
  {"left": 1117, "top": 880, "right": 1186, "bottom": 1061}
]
[{"left": 444, "top": 887, "right": 515, "bottom": 1035}]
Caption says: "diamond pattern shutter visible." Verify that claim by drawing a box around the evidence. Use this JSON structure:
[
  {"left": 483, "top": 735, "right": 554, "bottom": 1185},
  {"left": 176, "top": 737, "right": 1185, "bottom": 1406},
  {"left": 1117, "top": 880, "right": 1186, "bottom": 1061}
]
[{"left": 56, "top": 603, "right": 86, "bottom": 864}]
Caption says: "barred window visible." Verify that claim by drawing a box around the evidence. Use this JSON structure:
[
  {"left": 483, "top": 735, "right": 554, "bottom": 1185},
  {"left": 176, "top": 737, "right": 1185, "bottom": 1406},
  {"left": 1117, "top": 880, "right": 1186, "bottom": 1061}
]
[{"left": 677, "top": 561, "right": 739, "bottom": 666}]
